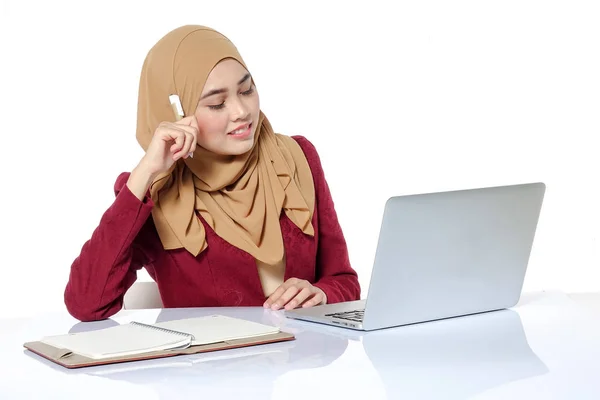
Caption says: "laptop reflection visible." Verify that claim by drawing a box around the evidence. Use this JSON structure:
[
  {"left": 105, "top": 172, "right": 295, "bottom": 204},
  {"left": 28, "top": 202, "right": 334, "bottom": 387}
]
[{"left": 359, "top": 308, "right": 549, "bottom": 399}]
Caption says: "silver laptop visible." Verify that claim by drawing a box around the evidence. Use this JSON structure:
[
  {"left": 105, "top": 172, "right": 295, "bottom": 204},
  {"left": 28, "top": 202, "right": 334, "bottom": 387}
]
[{"left": 285, "top": 182, "right": 546, "bottom": 331}]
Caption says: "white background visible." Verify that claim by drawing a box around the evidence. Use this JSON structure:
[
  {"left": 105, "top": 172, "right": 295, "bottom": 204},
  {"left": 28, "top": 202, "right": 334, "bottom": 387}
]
[{"left": 0, "top": 0, "right": 598, "bottom": 318}]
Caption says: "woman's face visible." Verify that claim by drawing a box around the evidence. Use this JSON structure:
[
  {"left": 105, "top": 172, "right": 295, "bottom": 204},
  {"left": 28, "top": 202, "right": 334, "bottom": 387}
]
[{"left": 193, "top": 58, "right": 260, "bottom": 156}]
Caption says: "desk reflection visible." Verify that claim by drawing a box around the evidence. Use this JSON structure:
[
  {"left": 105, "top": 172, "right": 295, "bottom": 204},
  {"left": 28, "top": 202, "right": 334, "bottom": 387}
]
[
  {"left": 342, "top": 309, "right": 548, "bottom": 399},
  {"left": 53, "top": 308, "right": 348, "bottom": 399},
  {"left": 27, "top": 307, "right": 548, "bottom": 399}
]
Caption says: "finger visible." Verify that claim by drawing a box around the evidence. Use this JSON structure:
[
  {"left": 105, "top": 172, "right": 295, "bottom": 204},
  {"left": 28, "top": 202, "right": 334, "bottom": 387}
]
[
  {"left": 263, "top": 285, "right": 287, "bottom": 308},
  {"left": 169, "top": 135, "right": 185, "bottom": 159},
  {"left": 301, "top": 291, "right": 326, "bottom": 308},
  {"left": 270, "top": 286, "right": 300, "bottom": 310},
  {"left": 188, "top": 115, "right": 200, "bottom": 130},
  {"left": 190, "top": 131, "right": 197, "bottom": 156},
  {"left": 185, "top": 130, "right": 197, "bottom": 159},
  {"left": 172, "top": 123, "right": 198, "bottom": 137},
  {"left": 263, "top": 278, "right": 298, "bottom": 308},
  {"left": 284, "top": 277, "right": 300, "bottom": 286},
  {"left": 173, "top": 119, "right": 198, "bottom": 159},
  {"left": 175, "top": 115, "right": 196, "bottom": 126},
  {"left": 284, "top": 287, "right": 312, "bottom": 310},
  {"left": 175, "top": 132, "right": 195, "bottom": 159},
  {"left": 159, "top": 128, "right": 185, "bottom": 148}
]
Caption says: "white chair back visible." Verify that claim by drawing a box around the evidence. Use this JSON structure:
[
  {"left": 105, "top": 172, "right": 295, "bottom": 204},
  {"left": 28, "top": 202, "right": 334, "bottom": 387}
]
[{"left": 123, "top": 281, "right": 163, "bottom": 309}]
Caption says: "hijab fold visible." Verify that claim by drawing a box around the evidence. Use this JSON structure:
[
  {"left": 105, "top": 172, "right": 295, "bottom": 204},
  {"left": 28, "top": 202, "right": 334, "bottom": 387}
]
[{"left": 136, "top": 25, "right": 315, "bottom": 265}]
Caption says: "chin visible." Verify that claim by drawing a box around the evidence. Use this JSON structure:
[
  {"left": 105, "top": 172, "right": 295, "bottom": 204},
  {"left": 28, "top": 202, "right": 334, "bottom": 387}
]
[{"left": 223, "top": 137, "right": 255, "bottom": 156}]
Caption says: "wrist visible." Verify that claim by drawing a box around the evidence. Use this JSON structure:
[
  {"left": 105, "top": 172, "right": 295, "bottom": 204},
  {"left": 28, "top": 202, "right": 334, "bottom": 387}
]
[
  {"left": 132, "top": 161, "right": 158, "bottom": 186},
  {"left": 126, "top": 162, "right": 158, "bottom": 201}
]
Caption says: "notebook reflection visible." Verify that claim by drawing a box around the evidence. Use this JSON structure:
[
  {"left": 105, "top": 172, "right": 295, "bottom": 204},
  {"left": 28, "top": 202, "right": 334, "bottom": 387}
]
[{"left": 54, "top": 307, "right": 349, "bottom": 399}]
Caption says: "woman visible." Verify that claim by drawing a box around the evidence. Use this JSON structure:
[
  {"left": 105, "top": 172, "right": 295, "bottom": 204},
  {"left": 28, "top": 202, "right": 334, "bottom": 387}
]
[{"left": 64, "top": 25, "right": 360, "bottom": 322}]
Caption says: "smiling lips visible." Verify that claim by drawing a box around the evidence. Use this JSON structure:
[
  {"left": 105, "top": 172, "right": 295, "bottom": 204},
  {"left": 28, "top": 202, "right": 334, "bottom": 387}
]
[{"left": 228, "top": 122, "right": 253, "bottom": 139}]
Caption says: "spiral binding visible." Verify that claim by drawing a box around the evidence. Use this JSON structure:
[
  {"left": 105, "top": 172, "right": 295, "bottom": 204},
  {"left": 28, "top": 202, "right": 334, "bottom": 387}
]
[{"left": 130, "top": 321, "right": 196, "bottom": 341}]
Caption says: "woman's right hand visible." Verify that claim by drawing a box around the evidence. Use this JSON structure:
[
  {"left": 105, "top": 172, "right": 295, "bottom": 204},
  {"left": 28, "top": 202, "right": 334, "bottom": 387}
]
[
  {"left": 127, "top": 116, "right": 198, "bottom": 200},
  {"left": 140, "top": 116, "right": 199, "bottom": 176}
]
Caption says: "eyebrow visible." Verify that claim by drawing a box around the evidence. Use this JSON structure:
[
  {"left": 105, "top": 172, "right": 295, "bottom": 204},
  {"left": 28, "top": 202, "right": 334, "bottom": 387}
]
[{"left": 200, "top": 73, "right": 252, "bottom": 100}]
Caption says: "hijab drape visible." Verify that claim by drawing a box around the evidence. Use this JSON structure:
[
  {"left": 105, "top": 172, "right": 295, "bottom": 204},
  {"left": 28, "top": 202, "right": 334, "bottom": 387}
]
[{"left": 135, "top": 25, "right": 315, "bottom": 265}]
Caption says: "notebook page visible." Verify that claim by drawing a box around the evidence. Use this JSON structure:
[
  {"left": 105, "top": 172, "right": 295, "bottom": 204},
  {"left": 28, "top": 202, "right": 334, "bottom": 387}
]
[
  {"left": 40, "top": 322, "right": 192, "bottom": 359},
  {"left": 153, "top": 315, "right": 280, "bottom": 346}
]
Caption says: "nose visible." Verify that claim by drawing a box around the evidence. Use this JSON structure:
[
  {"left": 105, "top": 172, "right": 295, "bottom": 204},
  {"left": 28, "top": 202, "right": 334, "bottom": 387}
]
[{"left": 230, "top": 96, "right": 250, "bottom": 121}]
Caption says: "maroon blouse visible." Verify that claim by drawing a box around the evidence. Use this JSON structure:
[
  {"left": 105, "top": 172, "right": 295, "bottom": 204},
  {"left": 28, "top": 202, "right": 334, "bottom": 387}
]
[{"left": 64, "top": 136, "right": 361, "bottom": 321}]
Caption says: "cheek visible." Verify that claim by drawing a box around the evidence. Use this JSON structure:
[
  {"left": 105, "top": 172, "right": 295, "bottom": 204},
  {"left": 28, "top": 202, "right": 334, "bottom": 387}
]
[
  {"left": 196, "top": 113, "right": 229, "bottom": 141},
  {"left": 244, "top": 98, "right": 260, "bottom": 125},
  {"left": 250, "top": 95, "right": 260, "bottom": 116}
]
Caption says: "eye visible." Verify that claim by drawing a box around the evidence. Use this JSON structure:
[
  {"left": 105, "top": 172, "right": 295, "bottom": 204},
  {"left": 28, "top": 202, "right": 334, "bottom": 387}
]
[
  {"left": 208, "top": 103, "right": 225, "bottom": 110},
  {"left": 241, "top": 86, "right": 255, "bottom": 96}
]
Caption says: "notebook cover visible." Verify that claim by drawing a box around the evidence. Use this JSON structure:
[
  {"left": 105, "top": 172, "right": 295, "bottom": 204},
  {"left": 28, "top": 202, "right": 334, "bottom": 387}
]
[{"left": 23, "top": 331, "right": 295, "bottom": 369}]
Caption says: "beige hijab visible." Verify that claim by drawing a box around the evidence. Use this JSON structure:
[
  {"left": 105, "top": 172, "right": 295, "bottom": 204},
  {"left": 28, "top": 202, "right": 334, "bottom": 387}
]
[{"left": 135, "top": 25, "right": 315, "bottom": 265}]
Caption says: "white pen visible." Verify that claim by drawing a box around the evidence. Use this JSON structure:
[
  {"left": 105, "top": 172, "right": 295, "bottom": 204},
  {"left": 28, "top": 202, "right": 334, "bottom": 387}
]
[{"left": 169, "top": 94, "right": 193, "bottom": 158}]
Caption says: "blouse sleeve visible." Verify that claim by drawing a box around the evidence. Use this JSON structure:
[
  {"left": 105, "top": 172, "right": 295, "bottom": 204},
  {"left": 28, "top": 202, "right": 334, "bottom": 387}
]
[
  {"left": 293, "top": 136, "right": 362, "bottom": 303},
  {"left": 63, "top": 172, "right": 152, "bottom": 321}
]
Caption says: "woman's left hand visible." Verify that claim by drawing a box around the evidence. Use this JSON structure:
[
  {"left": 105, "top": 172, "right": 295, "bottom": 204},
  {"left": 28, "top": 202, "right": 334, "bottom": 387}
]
[{"left": 263, "top": 278, "right": 327, "bottom": 311}]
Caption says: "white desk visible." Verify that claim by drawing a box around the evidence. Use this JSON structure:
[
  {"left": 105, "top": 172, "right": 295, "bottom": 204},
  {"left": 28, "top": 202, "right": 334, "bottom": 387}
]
[{"left": 1, "top": 291, "right": 600, "bottom": 399}]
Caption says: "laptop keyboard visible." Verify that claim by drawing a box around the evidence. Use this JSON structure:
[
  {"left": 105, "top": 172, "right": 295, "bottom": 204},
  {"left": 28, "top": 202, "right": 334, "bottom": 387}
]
[{"left": 326, "top": 309, "right": 365, "bottom": 322}]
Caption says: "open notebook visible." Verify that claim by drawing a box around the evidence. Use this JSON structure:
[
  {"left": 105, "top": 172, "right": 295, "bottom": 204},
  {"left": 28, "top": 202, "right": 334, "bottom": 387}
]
[{"left": 24, "top": 315, "right": 294, "bottom": 369}]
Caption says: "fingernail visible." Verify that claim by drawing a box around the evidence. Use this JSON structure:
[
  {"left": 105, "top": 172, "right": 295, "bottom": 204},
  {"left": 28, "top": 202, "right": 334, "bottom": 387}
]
[{"left": 271, "top": 303, "right": 279, "bottom": 310}]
